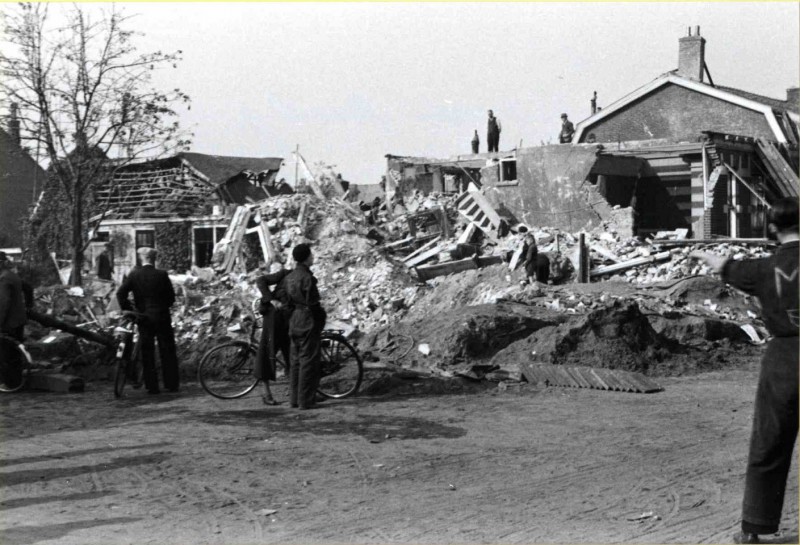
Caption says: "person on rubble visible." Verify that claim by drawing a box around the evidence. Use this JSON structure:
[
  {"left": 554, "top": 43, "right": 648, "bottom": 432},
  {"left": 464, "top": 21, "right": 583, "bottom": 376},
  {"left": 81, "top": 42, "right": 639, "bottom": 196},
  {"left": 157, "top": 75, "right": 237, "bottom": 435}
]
[
  {"left": 284, "top": 243, "right": 327, "bottom": 410},
  {"left": 689, "top": 197, "right": 799, "bottom": 545},
  {"left": 487, "top": 110, "right": 501, "bottom": 153},
  {"left": 254, "top": 261, "right": 292, "bottom": 405},
  {"left": 522, "top": 234, "right": 539, "bottom": 283},
  {"left": 471, "top": 129, "right": 480, "bottom": 154},
  {"left": 0, "top": 252, "right": 33, "bottom": 390},
  {"left": 116, "top": 247, "right": 179, "bottom": 395},
  {"left": 559, "top": 113, "right": 575, "bottom": 143},
  {"left": 96, "top": 243, "right": 113, "bottom": 281}
]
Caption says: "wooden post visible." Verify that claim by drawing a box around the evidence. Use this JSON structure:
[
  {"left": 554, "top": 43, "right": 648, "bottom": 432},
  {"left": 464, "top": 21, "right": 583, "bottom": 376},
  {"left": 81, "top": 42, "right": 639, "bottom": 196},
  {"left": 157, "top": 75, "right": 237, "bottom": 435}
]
[{"left": 578, "top": 233, "right": 589, "bottom": 283}]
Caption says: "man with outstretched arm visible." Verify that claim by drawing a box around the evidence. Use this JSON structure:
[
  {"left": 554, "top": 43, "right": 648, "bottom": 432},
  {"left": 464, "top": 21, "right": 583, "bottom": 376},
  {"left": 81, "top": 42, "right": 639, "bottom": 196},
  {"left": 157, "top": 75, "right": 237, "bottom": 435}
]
[
  {"left": 690, "top": 197, "right": 799, "bottom": 544},
  {"left": 254, "top": 262, "right": 291, "bottom": 405}
]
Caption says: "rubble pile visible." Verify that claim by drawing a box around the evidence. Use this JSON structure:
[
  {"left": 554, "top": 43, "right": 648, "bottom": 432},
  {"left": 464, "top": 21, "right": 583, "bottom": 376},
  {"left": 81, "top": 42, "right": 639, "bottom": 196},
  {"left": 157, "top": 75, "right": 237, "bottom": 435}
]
[{"left": 255, "top": 194, "right": 420, "bottom": 332}]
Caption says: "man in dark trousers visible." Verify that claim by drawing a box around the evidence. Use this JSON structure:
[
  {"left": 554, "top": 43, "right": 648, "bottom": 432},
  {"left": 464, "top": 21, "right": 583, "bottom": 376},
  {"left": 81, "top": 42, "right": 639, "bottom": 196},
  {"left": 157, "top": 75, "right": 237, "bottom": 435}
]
[
  {"left": 96, "top": 243, "right": 113, "bottom": 280},
  {"left": 690, "top": 197, "right": 799, "bottom": 544},
  {"left": 487, "top": 110, "right": 501, "bottom": 153},
  {"left": 559, "top": 113, "right": 575, "bottom": 143},
  {"left": 522, "top": 234, "right": 538, "bottom": 283},
  {"left": 471, "top": 129, "right": 480, "bottom": 154},
  {"left": 116, "top": 247, "right": 179, "bottom": 394},
  {"left": 254, "top": 262, "right": 291, "bottom": 405},
  {"left": 0, "top": 252, "right": 32, "bottom": 390},
  {"left": 285, "top": 244, "right": 327, "bottom": 410}
]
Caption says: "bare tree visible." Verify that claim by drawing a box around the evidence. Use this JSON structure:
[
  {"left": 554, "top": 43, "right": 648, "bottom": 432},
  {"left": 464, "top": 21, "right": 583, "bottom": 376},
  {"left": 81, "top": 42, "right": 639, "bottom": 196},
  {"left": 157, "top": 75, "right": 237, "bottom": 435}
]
[{"left": 1, "top": 3, "right": 191, "bottom": 285}]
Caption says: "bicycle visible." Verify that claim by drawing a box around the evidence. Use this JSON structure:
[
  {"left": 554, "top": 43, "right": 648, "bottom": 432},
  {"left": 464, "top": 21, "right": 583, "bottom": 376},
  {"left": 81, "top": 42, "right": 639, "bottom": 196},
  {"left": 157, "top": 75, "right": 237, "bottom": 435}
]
[
  {"left": 113, "top": 311, "right": 146, "bottom": 398},
  {"left": 0, "top": 334, "right": 33, "bottom": 393},
  {"left": 197, "top": 307, "right": 363, "bottom": 401}
]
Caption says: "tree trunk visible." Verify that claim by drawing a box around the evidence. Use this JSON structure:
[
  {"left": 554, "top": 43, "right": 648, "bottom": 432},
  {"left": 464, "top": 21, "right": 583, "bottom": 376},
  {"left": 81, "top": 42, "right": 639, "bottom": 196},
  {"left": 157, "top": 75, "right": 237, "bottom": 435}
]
[{"left": 69, "top": 191, "right": 84, "bottom": 286}]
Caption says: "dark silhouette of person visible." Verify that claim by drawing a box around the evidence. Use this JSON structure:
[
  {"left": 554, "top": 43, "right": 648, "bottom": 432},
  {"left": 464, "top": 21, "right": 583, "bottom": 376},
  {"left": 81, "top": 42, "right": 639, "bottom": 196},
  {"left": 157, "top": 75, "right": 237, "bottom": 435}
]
[
  {"left": 471, "top": 129, "right": 480, "bottom": 154},
  {"left": 690, "top": 197, "right": 799, "bottom": 544},
  {"left": 116, "top": 247, "right": 179, "bottom": 394},
  {"left": 487, "top": 110, "right": 501, "bottom": 152}
]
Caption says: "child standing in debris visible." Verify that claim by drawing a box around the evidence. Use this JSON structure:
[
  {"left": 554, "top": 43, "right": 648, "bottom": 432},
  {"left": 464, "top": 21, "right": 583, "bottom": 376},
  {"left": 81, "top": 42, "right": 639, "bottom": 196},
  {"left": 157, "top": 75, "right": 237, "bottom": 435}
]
[
  {"left": 690, "top": 197, "right": 799, "bottom": 544},
  {"left": 285, "top": 244, "right": 327, "bottom": 410},
  {"left": 254, "top": 262, "right": 292, "bottom": 405}
]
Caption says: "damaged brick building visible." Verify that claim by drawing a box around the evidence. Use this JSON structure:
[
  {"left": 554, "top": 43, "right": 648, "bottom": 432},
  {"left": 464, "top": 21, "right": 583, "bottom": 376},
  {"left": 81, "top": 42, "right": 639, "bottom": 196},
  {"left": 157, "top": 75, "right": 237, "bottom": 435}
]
[{"left": 386, "top": 29, "right": 799, "bottom": 239}]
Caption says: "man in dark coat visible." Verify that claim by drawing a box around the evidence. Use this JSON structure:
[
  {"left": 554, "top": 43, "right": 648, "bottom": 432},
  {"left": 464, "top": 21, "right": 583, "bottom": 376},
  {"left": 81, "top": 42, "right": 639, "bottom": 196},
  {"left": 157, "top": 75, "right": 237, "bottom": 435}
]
[
  {"left": 0, "top": 253, "right": 33, "bottom": 390},
  {"left": 284, "top": 244, "right": 327, "bottom": 410},
  {"left": 691, "top": 197, "right": 799, "bottom": 544},
  {"left": 487, "top": 110, "right": 501, "bottom": 153},
  {"left": 96, "top": 244, "right": 113, "bottom": 280},
  {"left": 254, "top": 263, "right": 291, "bottom": 405},
  {"left": 559, "top": 113, "right": 575, "bottom": 143},
  {"left": 116, "top": 247, "right": 179, "bottom": 394},
  {"left": 522, "top": 234, "right": 538, "bottom": 283}
]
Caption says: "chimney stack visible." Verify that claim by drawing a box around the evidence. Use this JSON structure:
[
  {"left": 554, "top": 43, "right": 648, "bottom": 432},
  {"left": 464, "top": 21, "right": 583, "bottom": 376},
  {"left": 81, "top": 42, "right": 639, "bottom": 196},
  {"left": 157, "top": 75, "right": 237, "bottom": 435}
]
[
  {"left": 8, "top": 103, "right": 21, "bottom": 145},
  {"left": 677, "top": 26, "right": 705, "bottom": 82},
  {"left": 787, "top": 87, "right": 799, "bottom": 110}
]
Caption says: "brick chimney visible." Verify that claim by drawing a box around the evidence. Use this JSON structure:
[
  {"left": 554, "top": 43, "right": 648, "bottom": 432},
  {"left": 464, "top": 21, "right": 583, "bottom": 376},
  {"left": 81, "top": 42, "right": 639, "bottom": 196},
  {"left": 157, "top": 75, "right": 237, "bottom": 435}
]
[
  {"left": 677, "top": 26, "right": 705, "bottom": 82},
  {"left": 787, "top": 87, "right": 799, "bottom": 110},
  {"left": 8, "top": 103, "right": 21, "bottom": 144}
]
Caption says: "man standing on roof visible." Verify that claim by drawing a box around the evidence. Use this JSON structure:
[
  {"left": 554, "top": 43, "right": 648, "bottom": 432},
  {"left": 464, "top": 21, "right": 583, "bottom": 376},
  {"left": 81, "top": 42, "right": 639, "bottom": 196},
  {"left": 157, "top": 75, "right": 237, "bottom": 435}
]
[
  {"left": 690, "top": 197, "right": 799, "bottom": 545},
  {"left": 487, "top": 110, "right": 501, "bottom": 153},
  {"left": 559, "top": 113, "right": 575, "bottom": 143},
  {"left": 284, "top": 244, "right": 327, "bottom": 410},
  {"left": 471, "top": 129, "right": 480, "bottom": 154},
  {"left": 116, "top": 247, "right": 179, "bottom": 395}
]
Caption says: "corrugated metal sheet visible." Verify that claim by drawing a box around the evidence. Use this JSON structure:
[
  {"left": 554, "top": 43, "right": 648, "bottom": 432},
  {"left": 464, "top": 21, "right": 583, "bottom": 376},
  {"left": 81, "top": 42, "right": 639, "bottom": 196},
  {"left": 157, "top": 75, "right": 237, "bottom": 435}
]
[{"left": 520, "top": 363, "right": 663, "bottom": 394}]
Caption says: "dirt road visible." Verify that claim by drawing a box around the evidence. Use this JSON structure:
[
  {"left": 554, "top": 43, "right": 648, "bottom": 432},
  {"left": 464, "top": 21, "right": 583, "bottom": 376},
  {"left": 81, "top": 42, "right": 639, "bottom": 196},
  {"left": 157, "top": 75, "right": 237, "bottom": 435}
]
[{"left": 0, "top": 360, "right": 797, "bottom": 545}]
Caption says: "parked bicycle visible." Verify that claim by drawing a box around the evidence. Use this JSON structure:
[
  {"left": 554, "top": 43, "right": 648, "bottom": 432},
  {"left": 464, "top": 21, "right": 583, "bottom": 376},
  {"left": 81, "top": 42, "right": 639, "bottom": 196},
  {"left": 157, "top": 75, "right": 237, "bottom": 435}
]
[
  {"left": 0, "top": 334, "right": 33, "bottom": 393},
  {"left": 113, "top": 311, "right": 146, "bottom": 398},
  {"left": 197, "top": 307, "right": 363, "bottom": 401}
]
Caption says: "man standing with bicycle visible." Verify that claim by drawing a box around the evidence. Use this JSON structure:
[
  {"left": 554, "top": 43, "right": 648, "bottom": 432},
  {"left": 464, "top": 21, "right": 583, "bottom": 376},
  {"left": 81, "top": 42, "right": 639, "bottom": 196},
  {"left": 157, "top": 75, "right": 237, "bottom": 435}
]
[
  {"left": 116, "top": 247, "right": 179, "bottom": 395},
  {"left": 285, "top": 244, "right": 326, "bottom": 410},
  {"left": 0, "top": 252, "right": 32, "bottom": 390},
  {"left": 255, "top": 261, "right": 292, "bottom": 405}
]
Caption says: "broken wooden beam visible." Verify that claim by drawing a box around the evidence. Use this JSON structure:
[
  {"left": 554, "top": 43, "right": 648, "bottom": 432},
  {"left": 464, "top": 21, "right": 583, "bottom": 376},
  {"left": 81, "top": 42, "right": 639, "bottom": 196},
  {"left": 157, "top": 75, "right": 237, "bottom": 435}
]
[
  {"left": 415, "top": 256, "right": 479, "bottom": 281},
  {"left": 589, "top": 251, "right": 672, "bottom": 277},
  {"left": 27, "top": 310, "right": 115, "bottom": 347},
  {"left": 28, "top": 372, "right": 85, "bottom": 393},
  {"left": 405, "top": 244, "right": 446, "bottom": 269}
]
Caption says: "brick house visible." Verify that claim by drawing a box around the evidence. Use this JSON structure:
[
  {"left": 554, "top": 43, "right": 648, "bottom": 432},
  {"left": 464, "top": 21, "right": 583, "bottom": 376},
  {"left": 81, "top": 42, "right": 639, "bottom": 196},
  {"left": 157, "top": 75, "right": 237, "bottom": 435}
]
[
  {"left": 93, "top": 153, "right": 283, "bottom": 280},
  {"left": 573, "top": 28, "right": 799, "bottom": 238},
  {"left": 0, "top": 107, "right": 46, "bottom": 248}
]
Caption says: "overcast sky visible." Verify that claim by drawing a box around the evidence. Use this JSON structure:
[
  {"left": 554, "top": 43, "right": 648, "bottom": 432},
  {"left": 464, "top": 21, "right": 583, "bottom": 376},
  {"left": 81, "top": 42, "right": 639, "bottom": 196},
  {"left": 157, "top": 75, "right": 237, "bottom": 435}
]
[{"left": 118, "top": 2, "right": 799, "bottom": 185}]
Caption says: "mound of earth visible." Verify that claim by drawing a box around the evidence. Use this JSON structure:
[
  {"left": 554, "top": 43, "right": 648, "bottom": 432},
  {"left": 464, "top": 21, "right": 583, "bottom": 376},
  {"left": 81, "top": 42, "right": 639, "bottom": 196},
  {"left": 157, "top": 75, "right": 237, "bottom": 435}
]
[
  {"left": 362, "top": 302, "right": 566, "bottom": 370},
  {"left": 491, "top": 301, "right": 693, "bottom": 376}
]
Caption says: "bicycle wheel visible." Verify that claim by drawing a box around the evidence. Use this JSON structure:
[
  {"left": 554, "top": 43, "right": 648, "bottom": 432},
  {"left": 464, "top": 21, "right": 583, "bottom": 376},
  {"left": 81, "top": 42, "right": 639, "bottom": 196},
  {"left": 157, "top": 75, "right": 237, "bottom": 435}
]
[
  {"left": 198, "top": 341, "right": 259, "bottom": 399},
  {"left": 317, "top": 333, "right": 363, "bottom": 399},
  {"left": 0, "top": 335, "right": 31, "bottom": 393}
]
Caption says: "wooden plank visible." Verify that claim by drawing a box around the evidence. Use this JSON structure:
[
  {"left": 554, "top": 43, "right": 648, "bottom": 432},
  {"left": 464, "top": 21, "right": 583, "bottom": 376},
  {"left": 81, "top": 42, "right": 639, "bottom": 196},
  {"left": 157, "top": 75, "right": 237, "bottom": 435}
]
[
  {"left": 28, "top": 373, "right": 85, "bottom": 393},
  {"left": 587, "top": 368, "right": 611, "bottom": 391},
  {"left": 508, "top": 242, "right": 525, "bottom": 271},
  {"left": 458, "top": 222, "right": 478, "bottom": 244},
  {"left": 590, "top": 251, "right": 671, "bottom": 277},
  {"left": 590, "top": 244, "right": 620, "bottom": 263},
  {"left": 568, "top": 367, "right": 592, "bottom": 389},
  {"left": 415, "top": 257, "right": 479, "bottom": 281},
  {"left": 402, "top": 236, "right": 441, "bottom": 264},
  {"left": 404, "top": 243, "right": 445, "bottom": 269}
]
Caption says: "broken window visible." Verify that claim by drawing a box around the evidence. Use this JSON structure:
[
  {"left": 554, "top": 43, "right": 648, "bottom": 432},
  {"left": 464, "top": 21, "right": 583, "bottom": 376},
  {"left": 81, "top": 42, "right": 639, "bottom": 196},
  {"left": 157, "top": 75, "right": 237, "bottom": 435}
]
[
  {"left": 193, "top": 226, "right": 227, "bottom": 267},
  {"left": 135, "top": 229, "right": 155, "bottom": 266},
  {"left": 497, "top": 158, "right": 518, "bottom": 186}
]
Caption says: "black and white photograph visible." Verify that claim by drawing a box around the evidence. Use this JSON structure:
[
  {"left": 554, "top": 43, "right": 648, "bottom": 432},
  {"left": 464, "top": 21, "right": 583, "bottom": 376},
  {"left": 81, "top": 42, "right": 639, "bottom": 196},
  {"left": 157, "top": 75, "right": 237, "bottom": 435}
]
[{"left": 0, "top": 2, "right": 798, "bottom": 544}]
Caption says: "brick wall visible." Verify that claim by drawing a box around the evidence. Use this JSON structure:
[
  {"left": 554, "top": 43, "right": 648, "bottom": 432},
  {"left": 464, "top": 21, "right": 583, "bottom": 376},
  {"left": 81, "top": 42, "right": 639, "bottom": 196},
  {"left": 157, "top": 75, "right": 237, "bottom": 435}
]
[{"left": 580, "top": 84, "right": 775, "bottom": 143}]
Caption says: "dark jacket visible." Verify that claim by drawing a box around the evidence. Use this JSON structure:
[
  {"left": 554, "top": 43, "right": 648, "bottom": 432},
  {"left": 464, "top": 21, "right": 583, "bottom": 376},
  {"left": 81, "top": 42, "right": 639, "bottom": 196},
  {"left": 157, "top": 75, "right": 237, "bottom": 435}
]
[
  {"left": 523, "top": 241, "right": 538, "bottom": 276},
  {"left": 116, "top": 264, "right": 176, "bottom": 320},
  {"left": 284, "top": 263, "right": 326, "bottom": 335},
  {"left": 255, "top": 269, "right": 291, "bottom": 314},
  {"left": 97, "top": 252, "right": 113, "bottom": 280},
  {"left": 722, "top": 240, "right": 799, "bottom": 338},
  {"left": 0, "top": 269, "right": 30, "bottom": 331}
]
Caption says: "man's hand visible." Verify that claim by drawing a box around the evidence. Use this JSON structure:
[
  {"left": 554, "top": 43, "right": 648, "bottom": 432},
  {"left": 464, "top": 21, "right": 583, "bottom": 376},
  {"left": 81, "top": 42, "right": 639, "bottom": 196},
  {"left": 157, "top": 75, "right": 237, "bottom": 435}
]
[{"left": 689, "top": 250, "right": 728, "bottom": 274}]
